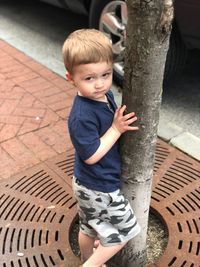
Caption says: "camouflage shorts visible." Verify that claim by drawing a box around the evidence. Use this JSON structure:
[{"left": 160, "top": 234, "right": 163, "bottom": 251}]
[{"left": 72, "top": 177, "right": 141, "bottom": 247}]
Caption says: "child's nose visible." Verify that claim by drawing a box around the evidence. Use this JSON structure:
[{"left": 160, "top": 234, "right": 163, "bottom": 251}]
[{"left": 95, "top": 78, "right": 104, "bottom": 88}]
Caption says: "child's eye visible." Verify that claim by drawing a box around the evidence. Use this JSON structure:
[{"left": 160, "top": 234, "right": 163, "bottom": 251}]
[
  {"left": 102, "top": 72, "right": 111, "bottom": 78},
  {"left": 85, "top": 77, "right": 94, "bottom": 81}
]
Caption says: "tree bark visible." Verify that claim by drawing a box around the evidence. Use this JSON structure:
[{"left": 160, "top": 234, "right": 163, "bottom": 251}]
[{"left": 109, "top": 0, "right": 173, "bottom": 266}]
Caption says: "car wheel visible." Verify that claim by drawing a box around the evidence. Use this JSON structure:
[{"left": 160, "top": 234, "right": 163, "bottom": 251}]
[
  {"left": 89, "top": 0, "right": 126, "bottom": 85},
  {"left": 164, "top": 21, "right": 188, "bottom": 85}
]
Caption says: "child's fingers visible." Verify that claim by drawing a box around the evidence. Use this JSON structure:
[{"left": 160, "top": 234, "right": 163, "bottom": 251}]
[
  {"left": 123, "top": 112, "right": 137, "bottom": 121},
  {"left": 125, "top": 115, "right": 138, "bottom": 125},
  {"left": 127, "top": 126, "right": 139, "bottom": 131},
  {"left": 118, "top": 105, "right": 127, "bottom": 115}
]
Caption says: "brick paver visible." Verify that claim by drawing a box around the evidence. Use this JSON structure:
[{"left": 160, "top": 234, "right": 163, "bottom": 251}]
[{"left": 0, "top": 40, "right": 74, "bottom": 180}]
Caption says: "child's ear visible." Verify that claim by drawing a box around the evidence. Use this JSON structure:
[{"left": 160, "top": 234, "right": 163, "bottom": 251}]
[{"left": 66, "top": 72, "right": 74, "bottom": 84}]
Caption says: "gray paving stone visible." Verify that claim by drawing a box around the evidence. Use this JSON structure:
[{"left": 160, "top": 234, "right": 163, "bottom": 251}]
[
  {"left": 170, "top": 132, "right": 200, "bottom": 161},
  {"left": 157, "top": 122, "right": 184, "bottom": 141}
]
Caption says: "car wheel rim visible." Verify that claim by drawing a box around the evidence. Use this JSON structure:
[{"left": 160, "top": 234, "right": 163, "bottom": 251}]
[{"left": 99, "top": 1, "right": 127, "bottom": 78}]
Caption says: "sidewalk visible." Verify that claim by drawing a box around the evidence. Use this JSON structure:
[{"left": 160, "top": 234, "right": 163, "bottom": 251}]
[
  {"left": 0, "top": 40, "right": 199, "bottom": 267},
  {"left": 0, "top": 40, "right": 75, "bottom": 180}
]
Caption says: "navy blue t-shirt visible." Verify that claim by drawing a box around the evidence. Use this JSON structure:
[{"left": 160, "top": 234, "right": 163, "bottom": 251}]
[{"left": 68, "top": 90, "right": 121, "bottom": 193}]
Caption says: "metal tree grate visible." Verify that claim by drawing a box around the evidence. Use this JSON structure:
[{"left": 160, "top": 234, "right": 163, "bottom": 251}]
[
  {"left": 0, "top": 140, "right": 199, "bottom": 267},
  {"left": 0, "top": 160, "right": 80, "bottom": 267}
]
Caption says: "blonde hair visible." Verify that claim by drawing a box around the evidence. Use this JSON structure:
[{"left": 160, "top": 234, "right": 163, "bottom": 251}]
[{"left": 62, "top": 29, "right": 113, "bottom": 73}]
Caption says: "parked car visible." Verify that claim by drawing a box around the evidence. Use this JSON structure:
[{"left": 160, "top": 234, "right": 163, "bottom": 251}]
[{"left": 40, "top": 0, "right": 200, "bottom": 85}]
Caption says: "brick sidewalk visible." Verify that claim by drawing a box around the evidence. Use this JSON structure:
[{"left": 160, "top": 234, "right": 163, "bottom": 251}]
[{"left": 0, "top": 40, "right": 75, "bottom": 180}]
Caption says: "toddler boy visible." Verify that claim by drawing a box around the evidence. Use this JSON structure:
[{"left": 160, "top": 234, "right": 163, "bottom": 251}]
[{"left": 62, "top": 29, "right": 140, "bottom": 267}]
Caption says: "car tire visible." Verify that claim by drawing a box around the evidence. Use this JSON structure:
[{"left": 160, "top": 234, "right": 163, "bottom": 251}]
[
  {"left": 164, "top": 22, "right": 188, "bottom": 84},
  {"left": 89, "top": 0, "right": 125, "bottom": 86}
]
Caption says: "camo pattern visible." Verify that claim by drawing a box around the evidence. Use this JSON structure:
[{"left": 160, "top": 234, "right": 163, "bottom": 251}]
[{"left": 72, "top": 178, "right": 141, "bottom": 247}]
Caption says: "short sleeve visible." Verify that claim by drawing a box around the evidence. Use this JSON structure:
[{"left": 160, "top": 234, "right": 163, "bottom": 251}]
[{"left": 69, "top": 116, "right": 100, "bottom": 161}]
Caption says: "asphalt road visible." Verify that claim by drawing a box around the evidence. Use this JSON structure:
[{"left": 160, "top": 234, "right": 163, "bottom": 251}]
[{"left": 0, "top": 0, "right": 200, "bottom": 141}]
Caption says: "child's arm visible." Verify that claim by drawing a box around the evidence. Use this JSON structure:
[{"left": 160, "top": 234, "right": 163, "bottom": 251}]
[{"left": 85, "top": 105, "right": 138, "bottom": 165}]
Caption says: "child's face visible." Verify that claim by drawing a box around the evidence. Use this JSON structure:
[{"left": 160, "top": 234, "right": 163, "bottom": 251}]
[{"left": 67, "top": 61, "right": 113, "bottom": 101}]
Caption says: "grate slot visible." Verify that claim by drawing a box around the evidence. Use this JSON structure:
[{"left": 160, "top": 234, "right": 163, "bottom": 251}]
[
  {"left": 4, "top": 199, "right": 20, "bottom": 220},
  {"left": 0, "top": 195, "right": 10, "bottom": 210},
  {"left": 177, "top": 200, "right": 190, "bottom": 212},
  {"left": 17, "top": 229, "right": 22, "bottom": 251},
  {"left": 45, "top": 230, "right": 49, "bottom": 244},
  {"left": 25, "top": 257, "right": 31, "bottom": 267},
  {"left": 49, "top": 212, "right": 56, "bottom": 223},
  {"left": 43, "top": 211, "right": 51, "bottom": 222},
  {"left": 17, "top": 203, "right": 30, "bottom": 221},
  {"left": 172, "top": 203, "right": 183, "bottom": 214},
  {"left": 182, "top": 197, "right": 196, "bottom": 212},
  {"left": 196, "top": 242, "right": 200, "bottom": 256},
  {"left": 40, "top": 254, "right": 48, "bottom": 267},
  {"left": 24, "top": 204, "right": 36, "bottom": 221},
  {"left": 59, "top": 215, "right": 65, "bottom": 223},
  {"left": 192, "top": 219, "right": 199, "bottom": 234},
  {"left": 49, "top": 255, "right": 56, "bottom": 265},
  {"left": 36, "top": 208, "right": 46, "bottom": 222},
  {"left": 180, "top": 261, "right": 186, "bottom": 267},
  {"left": 186, "top": 221, "right": 192, "bottom": 233},
  {"left": 167, "top": 169, "right": 194, "bottom": 184},
  {"left": 2, "top": 228, "right": 9, "bottom": 254},
  {"left": 192, "top": 190, "right": 200, "bottom": 201},
  {"left": 18, "top": 172, "right": 48, "bottom": 192},
  {"left": 9, "top": 228, "right": 16, "bottom": 253},
  {"left": 36, "top": 181, "right": 56, "bottom": 198},
  {"left": 186, "top": 193, "right": 200, "bottom": 210},
  {"left": 55, "top": 194, "right": 71, "bottom": 205},
  {"left": 161, "top": 180, "right": 180, "bottom": 190},
  {"left": 26, "top": 176, "right": 53, "bottom": 195},
  {"left": 170, "top": 164, "right": 199, "bottom": 180},
  {"left": 188, "top": 241, "right": 193, "bottom": 253},
  {"left": 31, "top": 229, "right": 36, "bottom": 248},
  {"left": 157, "top": 183, "right": 175, "bottom": 193},
  {"left": 10, "top": 201, "right": 25, "bottom": 221},
  {"left": 24, "top": 229, "right": 29, "bottom": 250},
  {"left": 43, "top": 184, "right": 60, "bottom": 200},
  {"left": 178, "top": 240, "right": 183, "bottom": 249},
  {"left": 0, "top": 197, "right": 15, "bottom": 219},
  {"left": 33, "top": 255, "right": 39, "bottom": 267},
  {"left": 50, "top": 189, "right": 66, "bottom": 203},
  {"left": 10, "top": 175, "right": 27, "bottom": 189},
  {"left": 39, "top": 230, "right": 43, "bottom": 246},
  {"left": 63, "top": 199, "right": 77, "bottom": 208},
  {"left": 30, "top": 207, "right": 40, "bottom": 221},
  {"left": 163, "top": 175, "right": 185, "bottom": 188},
  {"left": 45, "top": 187, "right": 70, "bottom": 203},
  {"left": 57, "top": 249, "right": 64, "bottom": 260},
  {"left": 168, "top": 256, "right": 177, "bottom": 266},
  {"left": 152, "top": 190, "right": 166, "bottom": 199},
  {"left": 18, "top": 259, "right": 22, "bottom": 267},
  {"left": 55, "top": 230, "right": 59, "bottom": 242},
  {"left": 11, "top": 172, "right": 42, "bottom": 190},
  {"left": 177, "top": 222, "right": 182, "bottom": 232},
  {"left": 165, "top": 172, "right": 189, "bottom": 186},
  {"left": 154, "top": 186, "right": 171, "bottom": 196}
]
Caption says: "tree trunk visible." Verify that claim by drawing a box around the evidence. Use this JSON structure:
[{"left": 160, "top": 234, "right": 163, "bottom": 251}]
[{"left": 109, "top": 0, "right": 173, "bottom": 266}]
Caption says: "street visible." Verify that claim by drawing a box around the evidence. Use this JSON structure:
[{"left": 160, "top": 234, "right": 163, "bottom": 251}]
[{"left": 0, "top": 0, "right": 200, "bottom": 140}]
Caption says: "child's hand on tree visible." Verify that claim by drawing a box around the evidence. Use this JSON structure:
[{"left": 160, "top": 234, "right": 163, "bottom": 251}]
[{"left": 112, "top": 105, "right": 139, "bottom": 134}]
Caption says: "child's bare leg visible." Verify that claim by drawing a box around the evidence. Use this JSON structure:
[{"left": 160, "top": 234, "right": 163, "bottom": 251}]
[
  {"left": 79, "top": 231, "right": 95, "bottom": 262},
  {"left": 83, "top": 241, "right": 127, "bottom": 267}
]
